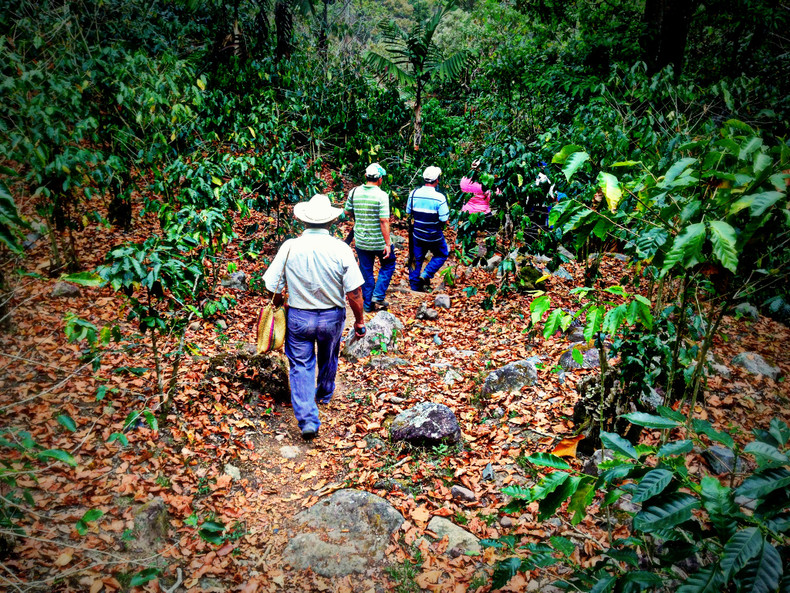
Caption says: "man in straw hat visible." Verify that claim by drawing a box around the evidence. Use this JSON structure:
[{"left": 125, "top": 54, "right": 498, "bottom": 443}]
[
  {"left": 344, "top": 162, "right": 395, "bottom": 312},
  {"left": 406, "top": 165, "right": 449, "bottom": 292},
  {"left": 263, "top": 194, "right": 366, "bottom": 441}
]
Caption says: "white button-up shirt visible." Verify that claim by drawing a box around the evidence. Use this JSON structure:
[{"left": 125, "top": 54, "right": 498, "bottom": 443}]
[{"left": 263, "top": 228, "right": 364, "bottom": 309}]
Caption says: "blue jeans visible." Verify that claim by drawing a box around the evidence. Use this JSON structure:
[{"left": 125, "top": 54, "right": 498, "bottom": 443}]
[
  {"left": 285, "top": 307, "right": 345, "bottom": 433},
  {"left": 356, "top": 247, "right": 396, "bottom": 310},
  {"left": 409, "top": 236, "right": 449, "bottom": 290}
]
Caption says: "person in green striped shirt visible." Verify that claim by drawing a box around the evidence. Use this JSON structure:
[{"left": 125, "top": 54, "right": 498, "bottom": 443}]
[{"left": 344, "top": 163, "right": 396, "bottom": 312}]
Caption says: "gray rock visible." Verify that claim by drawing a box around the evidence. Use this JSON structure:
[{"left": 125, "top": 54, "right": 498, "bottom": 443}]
[
  {"left": 426, "top": 517, "right": 481, "bottom": 555},
  {"left": 447, "top": 347, "right": 476, "bottom": 357},
  {"left": 491, "top": 407, "right": 505, "bottom": 419},
  {"left": 499, "top": 516, "right": 514, "bottom": 528},
  {"left": 365, "top": 356, "right": 409, "bottom": 370},
  {"left": 763, "top": 296, "right": 790, "bottom": 325},
  {"left": 532, "top": 254, "right": 551, "bottom": 264},
  {"left": 189, "top": 321, "right": 202, "bottom": 332},
  {"left": 567, "top": 327, "right": 585, "bottom": 343},
  {"left": 283, "top": 489, "right": 404, "bottom": 576},
  {"left": 390, "top": 402, "right": 461, "bottom": 446},
  {"left": 23, "top": 231, "right": 42, "bottom": 250},
  {"left": 482, "top": 360, "right": 539, "bottom": 396},
  {"left": 553, "top": 266, "right": 573, "bottom": 281},
  {"left": 364, "top": 436, "right": 386, "bottom": 450},
  {"left": 391, "top": 235, "right": 406, "bottom": 248},
  {"left": 389, "top": 395, "right": 406, "bottom": 404},
  {"left": 223, "top": 463, "right": 241, "bottom": 481},
  {"left": 51, "top": 282, "right": 81, "bottom": 298},
  {"left": 731, "top": 352, "right": 781, "bottom": 380},
  {"left": 557, "top": 245, "right": 575, "bottom": 260},
  {"left": 443, "top": 369, "right": 463, "bottom": 386},
  {"left": 434, "top": 294, "right": 451, "bottom": 309},
  {"left": 558, "top": 345, "right": 600, "bottom": 370},
  {"left": 581, "top": 449, "right": 614, "bottom": 476},
  {"left": 485, "top": 255, "right": 502, "bottom": 272},
  {"left": 373, "top": 479, "right": 401, "bottom": 492},
  {"left": 216, "top": 319, "right": 228, "bottom": 331},
  {"left": 734, "top": 302, "right": 760, "bottom": 321},
  {"left": 425, "top": 308, "right": 439, "bottom": 320},
  {"left": 703, "top": 446, "right": 743, "bottom": 475},
  {"left": 221, "top": 271, "right": 247, "bottom": 291},
  {"left": 613, "top": 253, "right": 630, "bottom": 262},
  {"left": 280, "top": 446, "right": 301, "bottom": 459},
  {"left": 614, "top": 493, "right": 640, "bottom": 514},
  {"left": 342, "top": 311, "right": 404, "bottom": 362},
  {"left": 451, "top": 485, "right": 476, "bottom": 502}
]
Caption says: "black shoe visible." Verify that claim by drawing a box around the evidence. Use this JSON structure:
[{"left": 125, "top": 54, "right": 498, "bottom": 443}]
[
  {"left": 371, "top": 299, "right": 389, "bottom": 310},
  {"left": 418, "top": 278, "right": 431, "bottom": 292},
  {"left": 301, "top": 428, "right": 319, "bottom": 441}
]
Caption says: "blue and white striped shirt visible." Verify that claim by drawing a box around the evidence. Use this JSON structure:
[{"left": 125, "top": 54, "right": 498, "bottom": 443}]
[{"left": 406, "top": 185, "right": 449, "bottom": 242}]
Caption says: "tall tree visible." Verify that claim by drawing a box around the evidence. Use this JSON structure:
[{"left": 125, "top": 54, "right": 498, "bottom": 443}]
[{"left": 364, "top": 0, "right": 469, "bottom": 150}]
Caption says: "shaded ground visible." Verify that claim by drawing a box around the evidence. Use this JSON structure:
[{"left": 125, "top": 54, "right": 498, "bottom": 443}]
[{"left": 2, "top": 201, "right": 789, "bottom": 592}]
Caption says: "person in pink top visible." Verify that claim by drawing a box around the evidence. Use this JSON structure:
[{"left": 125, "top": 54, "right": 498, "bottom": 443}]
[{"left": 460, "top": 158, "right": 492, "bottom": 214}]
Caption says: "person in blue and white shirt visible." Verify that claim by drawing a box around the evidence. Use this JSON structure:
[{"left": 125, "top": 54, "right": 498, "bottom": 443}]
[{"left": 406, "top": 166, "right": 450, "bottom": 292}]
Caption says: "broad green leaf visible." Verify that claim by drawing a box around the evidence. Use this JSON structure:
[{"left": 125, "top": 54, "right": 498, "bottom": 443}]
[
  {"left": 589, "top": 574, "right": 615, "bottom": 593},
  {"left": 677, "top": 565, "right": 725, "bottom": 593},
  {"left": 491, "top": 557, "right": 521, "bottom": 590},
  {"left": 142, "top": 410, "right": 159, "bottom": 432},
  {"left": 527, "top": 453, "right": 571, "bottom": 470},
  {"left": 633, "top": 469, "right": 674, "bottom": 503},
  {"left": 743, "top": 441, "right": 790, "bottom": 467},
  {"left": 739, "top": 137, "right": 764, "bottom": 161},
  {"left": 621, "top": 571, "right": 664, "bottom": 588},
  {"left": 605, "top": 547, "right": 639, "bottom": 566},
  {"left": 633, "top": 493, "right": 700, "bottom": 532},
  {"left": 562, "top": 151, "right": 590, "bottom": 182},
  {"left": 622, "top": 412, "right": 681, "bottom": 429},
  {"left": 549, "top": 536, "right": 575, "bottom": 557},
  {"left": 693, "top": 419, "right": 735, "bottom": 449},
  {"left": 57, "top": 414, "right": 77, "bottom": 432},
  {"left": 659, "top": 440, "right": 694, "bottom": 457},
  {"left": 768, "top": 418, "right": 790, "bottom": 447},
  {"left": 552, "top": 144, "right": 584, "bottom": 164},
  {"left": 735, "top": 468, "right": 790, "bottom": 500},
  {"left": 597, "top": 172, "right": 622, "bottom": 212},
  {"left": 601, "top": 431, "right": 638, "bottom": 460},
  {"left": 571, "top": 347, "right": 584, "bottom": 366},
  {"left": 603, "top": 285, "right": 627, "bottom": 296},
  {"left": 61, "top": 272, "right": 104, "bottom": 287},
  {"left": 538, "top": 475, "right": 581, "bottom": 520},
  {"left": 602, "top": 304, "right": 628, "bottom": 335},
  {"left": 702, "top": 480, "right": 738, "bottom": 543},
  {"left": 130, "top": 568, "right": 160, "bottom": 587},
  {"left": 39, "top": 449, "right": 77, "bottom": 467},
  {"left": 107, "top": 432, "right": 129, "bottom": 446},
  {"left": 708, "top": 221, "right": 739, "bottom": 273},
  {"left": 722, "top": 528, "right": 763, "bottom": 581},
  {"left": 612, "top": 161, "right": 641, "bottom": 167},
  {"left": 530, "top": 294, "right": 550, "bottom": 325},
  {"left": 730, "top": 191, "right": 784, "bottom": 217},
  {"left": 501, "top": 485, "right": 532, "bottom": 500},
  {"left": 661, "top": 158, "right": 697, "bottom": 187},
  {"left": 657, "top": 406, "right": 686, "bottom": 423},
  {"left": 584, "top": 306, "right": 603, "bottom": 342},
  {"left": 542, "top": 308, "right": 564, "bottom": 339},
  {"left": 531, "top": 471, "right": 570, "bottom": 501},
  {"left": 568, "top": 477, "right": 596, "bottom": 525},
  {"left": 738, "top": 541, "right": 782, "bottom": 593},
  {"left": 663, "top": 223, "right": 706, "bottom": 273}
]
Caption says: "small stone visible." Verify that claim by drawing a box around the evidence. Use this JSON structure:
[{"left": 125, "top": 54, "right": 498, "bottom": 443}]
[
  {"left": 51, "top": 282, "right": 81, "bottom": 298},
  {"left": 389, "top": 395, "right": 406, "bottom": 404},
  {"left": 426, "top": 517, "right": 481, "bottom": 555},
  {"left": 448, "top": 547, "right": 463, "bottom": 558},
  {"left": 390, "top": 402, "right": 461, "bottom": 446},
  {"left": 613, "top": 253, "right": 629, "bottom": 262},
  {"left": 366, "top": 356, "right": 409, "bottom": 370},
  {"left": 189, "top": 321, "right": 201, "bottom": 332},
  {"left": 280, "top": 446, "right": 301, "bottom": 459},
  {"left": 424, "top": 308, "right": 439, "bottom": 320},
  {"left": 216, "top": 319, "right": 228, "bottom": 331},
  {"left": 485, "top": 255, "right": 502, "bottom": 272},
  {"left": 451, "top": 485, "right": 476, "bottom": 502},
  {"left": 499, "top": 516, "right": 514, "bottom": 528},
  {"left": 223, "top": 463, "right": 241, "bottom": 481},
  {"left": 443, "top": 369, "right": 462, "bottom": 385},
  {"left": 433, "top": 334, "right": 442, "bottom": 346},
  {"left": 221, "top": 271, "right": 248, "bottom": 291},
  {"left": 491, "top": 407, "right": 505, "bottom": 419},
  {"left": 434, "top": 294, "right": 451, "bottom": 309},
  {"left": 702, "top": 446, "right": 742, "bottom": 475},
  {"left": 734, "top": 302, "right": 759, "bottom": 321},
  {"left": 553, "top": 266, "right": 573, "bottom": 280},
  {"left": 532, "top": 254, "right": 551, "bottom": 264},
  {"left": 557, "top": 246, "right": 574, "bottom": 260}
]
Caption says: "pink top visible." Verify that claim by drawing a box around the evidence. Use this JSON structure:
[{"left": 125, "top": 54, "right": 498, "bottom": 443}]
[{"left": 460, "top": 176, "right": 492, "bottom": 214}]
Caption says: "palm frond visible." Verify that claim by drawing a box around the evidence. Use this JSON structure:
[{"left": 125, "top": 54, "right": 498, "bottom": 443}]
[
  {"left": 430, "top": 50, "right": 469, "bottom": 81},
  {"left": 364, "top": 51, "right": 415, "bottom": 88}
]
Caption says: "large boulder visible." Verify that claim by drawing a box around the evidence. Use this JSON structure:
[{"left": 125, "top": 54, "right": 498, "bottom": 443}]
[
  {"left": 731, "top": 352, "right": 781, "bottom": 380},
  {"left": 282, "top": 489, "right": 403, "bottom": 576},
  {"left": 558, "top": 345, "right": 600, "bottom": 370},
  {"left": 51, "top": 282, "right": 81, "bottom": 298},
  {"left": 390, "top": 402, "right": 461, "bottom": 446},
  {"left": 342, "top": 311, "right": 404, "bottom": 361},
  {"left": 482, "top": 360, "right": 538, "bottom": 396}
]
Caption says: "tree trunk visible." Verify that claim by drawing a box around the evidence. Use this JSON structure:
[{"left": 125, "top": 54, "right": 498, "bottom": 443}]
[
  {"left": 413, "top": 80, "right": 423, "bottom": 150},
  {"left": 641, "top": 0, "right": 697, "bottom": 77}
]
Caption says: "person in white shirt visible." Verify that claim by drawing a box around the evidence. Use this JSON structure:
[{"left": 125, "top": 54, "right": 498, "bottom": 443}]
[{"left": 263, "top": 194, "right": 366, "bottom": 440}]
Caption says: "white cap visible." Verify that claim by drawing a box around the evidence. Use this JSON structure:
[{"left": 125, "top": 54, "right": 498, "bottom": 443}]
[
  {"left": 365, "top": 162, "right": 386, "bottom": 178},
  {"left": 423, "top": 166, "right": 442, "bottom": 182}
]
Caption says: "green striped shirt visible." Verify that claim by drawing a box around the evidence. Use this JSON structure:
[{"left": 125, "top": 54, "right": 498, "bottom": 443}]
[{"left": 344, "top": 184, "right": 390, "bottom": 251}]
